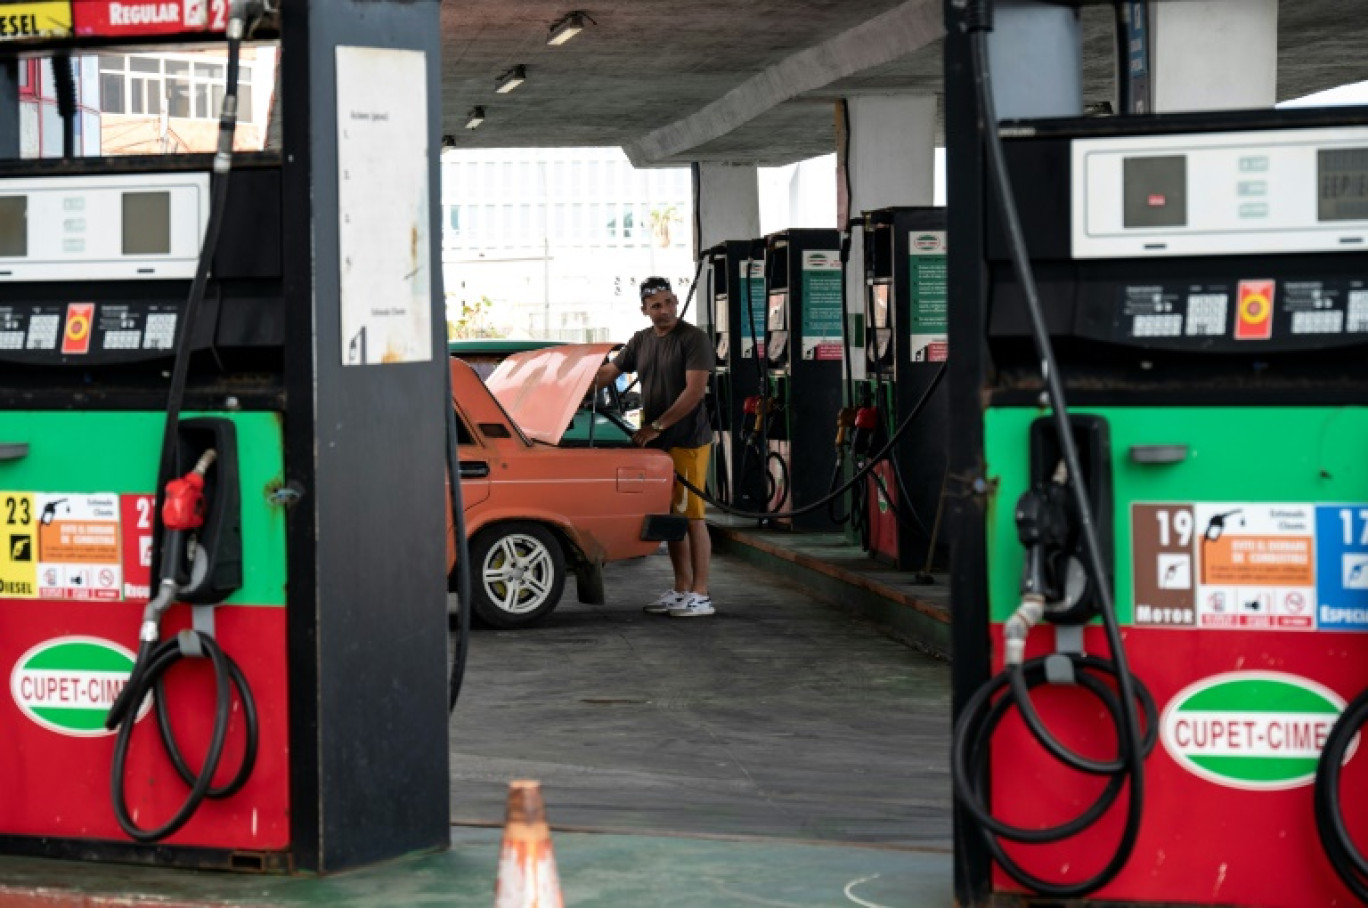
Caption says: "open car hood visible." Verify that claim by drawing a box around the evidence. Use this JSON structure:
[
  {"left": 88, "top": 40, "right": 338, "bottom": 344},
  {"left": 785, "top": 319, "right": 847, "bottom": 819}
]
[{"left": 484, "top": 342, "right": 619, "bottom": 445}]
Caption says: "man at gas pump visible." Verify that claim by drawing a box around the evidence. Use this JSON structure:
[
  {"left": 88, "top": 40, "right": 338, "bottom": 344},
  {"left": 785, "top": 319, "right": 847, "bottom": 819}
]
[{"left": 595, "top": 277, "right": 716, "bottom": 617}]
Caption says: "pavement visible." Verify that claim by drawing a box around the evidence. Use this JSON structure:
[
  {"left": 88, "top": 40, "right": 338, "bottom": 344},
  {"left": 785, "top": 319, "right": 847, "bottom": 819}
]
[{"left": 0, "top": 540, "right": 955, "bottom": 906}]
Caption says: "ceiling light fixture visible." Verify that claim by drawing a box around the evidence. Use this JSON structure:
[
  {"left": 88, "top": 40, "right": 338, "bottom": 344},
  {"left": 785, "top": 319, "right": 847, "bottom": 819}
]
[
  {"left": 465, "top": 106, "right": 486, "bottom": 130},
  {"left": 496, "top": 65, "right": 527, "bottom": 94},
  {"left": 547, "top": 11, "right": 589, "bottom": 46}
]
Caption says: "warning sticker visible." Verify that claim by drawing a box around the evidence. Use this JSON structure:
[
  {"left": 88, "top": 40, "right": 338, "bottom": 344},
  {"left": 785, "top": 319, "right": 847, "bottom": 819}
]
[
  {"left": 0, "top": 492, "right": 165, "bottom": 603},
  {"left": 1132, "top": 501, "right": 1368, "bottom": 632},
  {"left": 1193, "top": 503, "right": 1315, "bottom": 630},
  {"left": 35, "top": 494, "right": 122, "bottom": 601}
]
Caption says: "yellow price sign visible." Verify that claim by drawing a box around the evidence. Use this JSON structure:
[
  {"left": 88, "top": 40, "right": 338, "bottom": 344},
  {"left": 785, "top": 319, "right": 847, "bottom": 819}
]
[
  {"left": 0, "top": 2, "right": 73, "bottom": 41},
  {"left": 0, "top": 492, "right": 37, "bottom": 598}
]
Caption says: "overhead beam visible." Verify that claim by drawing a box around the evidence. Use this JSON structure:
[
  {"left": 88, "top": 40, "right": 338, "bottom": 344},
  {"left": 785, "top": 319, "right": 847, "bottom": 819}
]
[{"left": 622, "top": 0, "right": 942, "bottom": 167}]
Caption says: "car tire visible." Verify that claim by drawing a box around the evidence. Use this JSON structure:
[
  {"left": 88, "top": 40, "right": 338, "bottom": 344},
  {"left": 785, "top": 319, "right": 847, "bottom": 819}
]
[{"left": 469, "top": 522, "right": 566, "bottom": 629}]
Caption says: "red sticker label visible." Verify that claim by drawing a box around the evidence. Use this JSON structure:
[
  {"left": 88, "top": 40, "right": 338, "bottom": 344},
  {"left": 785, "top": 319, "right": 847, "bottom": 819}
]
[
  {"left": 1235, "top": 280, "right": 1275, "bottom": 340},
  {"left": 61, "top": 303, "right": 93, "bottom": 355},
  {"left": 119, "top": 494, "right": 155, "bottom": 602},
  {"left": 72, "top": 0, "right": 224, "bottom": 37}
]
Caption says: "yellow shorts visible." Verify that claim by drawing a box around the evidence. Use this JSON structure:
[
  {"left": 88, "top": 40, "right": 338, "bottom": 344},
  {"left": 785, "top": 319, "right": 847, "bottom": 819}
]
[{"left": 668, "top": 445, "right": 711, "bottom": 520}]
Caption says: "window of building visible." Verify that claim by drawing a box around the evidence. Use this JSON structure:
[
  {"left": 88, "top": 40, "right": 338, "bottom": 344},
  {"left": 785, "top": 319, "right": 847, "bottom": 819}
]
[
  {"left": 518, "top": 205, "right": 532, "bottom": 245},
  {"left": 98, "top": 54, "right": 252, "bottom": 121},
  {"left": 552, "top": 203, "right": 568, "bottom": 241}
]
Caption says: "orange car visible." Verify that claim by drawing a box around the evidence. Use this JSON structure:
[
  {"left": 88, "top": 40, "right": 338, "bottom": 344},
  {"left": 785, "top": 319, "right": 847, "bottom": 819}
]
[{"left": 445, "top": 343, "right": 686, "bottom": 628}]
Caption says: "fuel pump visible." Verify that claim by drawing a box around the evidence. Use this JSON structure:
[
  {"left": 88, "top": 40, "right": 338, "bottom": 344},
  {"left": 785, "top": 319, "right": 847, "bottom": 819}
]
[
  {"left": 761, "top": 227, "right": 843, "bottom": 531},
  {"left": 859, "top": 207, "right": 950, "bottom": 572},
  {"left": 0, "top": 0, "right": 451, "bottom": 874},
  {"left": 947, "top": 2, "right": 1368, "bottom": 904},
  {"left": 704, "top": 239, "right": 766, "bottom": 509}
]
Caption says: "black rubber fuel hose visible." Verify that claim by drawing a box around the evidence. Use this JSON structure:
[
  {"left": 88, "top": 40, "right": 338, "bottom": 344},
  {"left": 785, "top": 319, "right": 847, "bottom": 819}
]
[
  {"left": 1315, "top": 687, "right": 1368, "bottom": 902},
  {"left": 109, "top": 4, "right": 258, "bottom": 843},
  {"left": 946, "top": 3, "right": 1151, "bottom": 898},
  {"left": 675, "top": 362, "right": 944, "bottom": 520},
  {"left": 110, "top": 632, "right": 245, "bottom": 842}
]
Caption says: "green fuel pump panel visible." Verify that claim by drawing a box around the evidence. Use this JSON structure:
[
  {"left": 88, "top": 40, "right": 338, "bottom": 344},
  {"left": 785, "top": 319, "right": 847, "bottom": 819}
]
[
  {"left": 0, "top": 0, "right": 451, "bottom": 874},
  {"left": 946, "top": 6, "right": 1368, "bottom": 900}
]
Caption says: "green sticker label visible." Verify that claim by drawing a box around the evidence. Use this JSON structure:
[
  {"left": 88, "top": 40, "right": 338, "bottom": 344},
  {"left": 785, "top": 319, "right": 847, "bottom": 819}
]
[
  {"left": 1160, "top": 671, "right": 1352, "bottom": 790},
  {"left": 10, "top": 637, "right": 143, "bottom": 736}
]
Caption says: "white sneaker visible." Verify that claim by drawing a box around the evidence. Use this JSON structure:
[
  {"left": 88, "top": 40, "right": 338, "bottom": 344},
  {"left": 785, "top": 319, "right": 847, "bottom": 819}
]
[
  {"left": 645, "top": 589, "right": 688, "bottom": 614},
  {"left": 668, "top": 593, "right": 715, "bottom": 617}
]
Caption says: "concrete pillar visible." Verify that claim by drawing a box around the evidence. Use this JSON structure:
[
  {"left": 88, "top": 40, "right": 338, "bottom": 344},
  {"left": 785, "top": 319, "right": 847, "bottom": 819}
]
[
  {"left": 1150, "top": 0, "right": 1277, "bottom": 112},
  {"left": 0, "top": 60, "right": 19, "bottom": 159},
  {"left": 986, "top": 0, "right": 1083, "bottom": 120},
  {"left": 839, "top": 94, "right": 937, "bottom": 382},
  {"left": 694, "top": 162, "right": 760, "bottom": 254},
  {"left": 694, "top": 162, "right": 760, "bottom": 334}
]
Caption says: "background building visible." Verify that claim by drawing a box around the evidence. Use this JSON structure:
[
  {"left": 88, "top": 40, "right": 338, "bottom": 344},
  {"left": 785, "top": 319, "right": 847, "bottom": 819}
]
[
  {"left": 16, "top": 57, "right": 102, "bottom": 158},
  {"left": 17, "top": 49, "right": 273, "bottom": 159},
  {"left": 95, "top": 47, "right": 275, "bottom": 153},
  {"left": 440, "top": 147, "right": 695, "bottom": 341}
]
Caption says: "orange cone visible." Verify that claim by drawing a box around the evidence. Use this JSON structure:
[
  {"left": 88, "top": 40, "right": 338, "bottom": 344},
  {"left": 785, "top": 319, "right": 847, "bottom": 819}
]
[{"left": 494, "top": 780, "right": 564, "bottom": 908}]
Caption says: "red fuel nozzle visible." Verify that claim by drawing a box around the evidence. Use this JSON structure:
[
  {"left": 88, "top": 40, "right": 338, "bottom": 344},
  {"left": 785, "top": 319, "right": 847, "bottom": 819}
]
[
  {"left": 743, "top": 395, "right": 761, "bottom": 415},
  {"left": 854, "top": 407, "right": 879, "bottom": 431},
  {"left": 162, "top": 450, "right": 217, "bottom": 531}
]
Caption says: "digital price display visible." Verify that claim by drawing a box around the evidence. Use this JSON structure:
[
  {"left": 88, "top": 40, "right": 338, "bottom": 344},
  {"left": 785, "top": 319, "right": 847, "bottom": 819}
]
[
  {"left": 0, "top": 173, "right": 207, "bottom": 281},
  {"left": 122, "top": 191, "right": 171, "bottom": 255},
  {"left": 0, "top": 197, "right": 25, "bottom": 257},
  {"left": 1318, "top": 147, "right": 1368, "bottom": 222}
]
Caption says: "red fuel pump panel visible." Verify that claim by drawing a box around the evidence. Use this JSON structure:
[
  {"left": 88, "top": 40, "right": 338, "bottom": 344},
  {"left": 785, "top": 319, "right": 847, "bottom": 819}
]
[
  {"left": 0, "top": 596, "right": 290, "bottom": 851},
  {"left": 988, "top": 624, "right": 1368, "bottom": 906}
]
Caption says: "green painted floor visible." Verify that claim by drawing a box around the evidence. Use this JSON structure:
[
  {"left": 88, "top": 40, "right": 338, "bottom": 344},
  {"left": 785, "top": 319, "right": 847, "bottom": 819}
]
[{"left": 0, "top": 827, "right": 952, "bottom": 907}]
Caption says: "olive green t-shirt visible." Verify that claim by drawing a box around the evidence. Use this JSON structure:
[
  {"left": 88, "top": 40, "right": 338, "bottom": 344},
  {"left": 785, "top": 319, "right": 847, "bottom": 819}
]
[{"left": 613, "top": 319, "right": 714, "bottom": 450}]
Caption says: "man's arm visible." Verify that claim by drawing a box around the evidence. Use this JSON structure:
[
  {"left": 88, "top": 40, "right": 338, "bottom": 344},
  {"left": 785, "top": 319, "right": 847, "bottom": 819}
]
[
  {"left": 632, "top": 369, "right": 708, "bottom": 446},
  {"left": 593, "top": 361, "right": 622, "bottom": 391}
]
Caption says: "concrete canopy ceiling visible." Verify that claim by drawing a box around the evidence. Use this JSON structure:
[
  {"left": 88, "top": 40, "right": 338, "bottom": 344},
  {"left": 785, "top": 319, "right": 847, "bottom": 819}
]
[{"left": 438, "top": 0, "right": 1368, "bottom": 168}]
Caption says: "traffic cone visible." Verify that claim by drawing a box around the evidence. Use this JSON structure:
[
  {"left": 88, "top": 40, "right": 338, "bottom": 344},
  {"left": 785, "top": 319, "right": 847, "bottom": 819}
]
[{"left": 494, "top": 780, "right": 564, "bottom": 908}]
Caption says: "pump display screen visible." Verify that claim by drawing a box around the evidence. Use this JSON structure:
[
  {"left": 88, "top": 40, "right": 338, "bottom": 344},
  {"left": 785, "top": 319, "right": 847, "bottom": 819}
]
[
  {"left": 0, "top": 197, "right": 25, "bottom": 257},
  {"left": 871, "top": 283, "right": 891, "bottom": 329},
  {"left": 767, "top": 291, "right": 787, "bottom": 330},
  {"left": 1318, "top": 147, "right": 1368, "bottom": 222},
  {"left": 1122, "top": 155, "right": 1187, "bottom": 228},
  {"left": 122, "top": 191, "right": 172, "bottom": 255}
]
